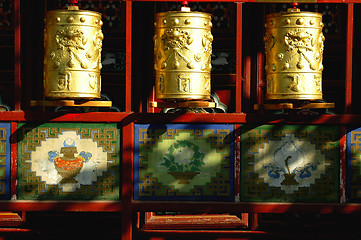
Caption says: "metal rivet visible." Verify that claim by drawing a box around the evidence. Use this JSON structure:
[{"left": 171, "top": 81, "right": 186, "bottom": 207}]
[
  {"left": 172, "top": 18, "right": 179, "bottom": 25},
  {"left": 296, "top": 18, "right": 304, "bottom": 25},
  {"left": 67, "top": 16, "right": 74, "bottom": 23}
]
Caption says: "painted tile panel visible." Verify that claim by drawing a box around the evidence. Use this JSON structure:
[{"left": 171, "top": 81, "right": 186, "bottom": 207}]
[
  {"left": 17, "top": 123, "right": 120, "bottom": 200},
  {"left": 241, "top": 125, "right": 339, "bottom": 202},
  {"left": 0, "top": 123, "right": 11, "bottom": 200},
  {"left": 134, "top": 124, "right": 234, "bottom": 201},
  {"left": 347, "top": 127, "right": 361, "bottom": 202}
]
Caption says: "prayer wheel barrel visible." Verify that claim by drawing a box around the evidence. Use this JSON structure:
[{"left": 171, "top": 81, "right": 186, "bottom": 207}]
[
  {"left": 264, "top": 8, "right": 325, "bottom": 100},
  {"left": 44, "top": 6, "right": 103, "bottom": 99},
  {"left": 154, "top": 10, "right": 213, "bottom": 101}
]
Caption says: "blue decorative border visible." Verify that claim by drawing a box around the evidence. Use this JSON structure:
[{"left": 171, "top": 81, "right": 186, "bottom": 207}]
[
  {"left": 0, "top": 122, "right": 11, "bottom": 200},
  {"left": 346, "top": 126, "right": 361, "bottom": 202}
]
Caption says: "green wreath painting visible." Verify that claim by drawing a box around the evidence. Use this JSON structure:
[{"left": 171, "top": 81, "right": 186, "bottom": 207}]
[
  {"left": 162, "top": 140, "right": 205, "bottom": 183},
  {"left": 134, "top": 124, "right": 234, "bottom": 201}
]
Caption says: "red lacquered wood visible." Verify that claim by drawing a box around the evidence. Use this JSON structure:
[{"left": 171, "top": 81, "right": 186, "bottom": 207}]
[
  {"left": 132, "top": 202, "right": 361, "bottom": 214},
  {"left": 142, "top": 213, "right": 248, "bottom": 230},
  {"left": 3, "top": 201, "right": 361, "bottom": 214},
  {"left": 0, "top": 201, "right": 122, "bottom": 212},
  {"left": 249, "top": 213, "right": 259, "bottom": 230},
  {"left": 0, "top": 212, "right": 25, "bottom": 227},
  {"left": 130, "top": 113, "right": 361, "bottom": 125},
  {"left": 0, "top": 228, "right": 33, "bottom": 232},
  {"left": 125, "top": 0, "right": 361, "bottom": 2},
  {"left": 257, "top": 49, "right": 264, "bottom": 107},
  {"left": 125, "top": 1, "right": 132, "bottom": 112},
  {"left": 7, "top": 112, "right": 361, "bottom": 125},
  {"left": 236, "top": 3, "right": 243, "bottom": 113},
  {"left": 10, "top": 123, "right": 17, "bottom": 199},
  {"left": 135, "top": 228, "right": 358, "bottom": 240},
  {"left": 0, "top": 112, "right": 131, "bottom": 123},
  {"left": 122, "top": 122, "right": 134, "bottom": 240},
  {"left": 243, "top": 41, "right": 251, "bottom": 113},
  {"left": 345, "top": 3, "right": 353, "bottom": 113},
  {"left": 14, "top": 0, "right": 21, "bottom": 111}
]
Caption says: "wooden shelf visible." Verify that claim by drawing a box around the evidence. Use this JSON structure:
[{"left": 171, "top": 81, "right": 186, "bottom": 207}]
[
  {"left": 30, "top": 100, "right": 112, "bottom": 107},
  {"left": 125, "top": 0, "right": 360, "bottom": 3},
  {"left": 4, "top": 112, "right": 361, "bottom": 124},
  {"left": 150, "top": 101, "right": 215, "bottom": 109},
  {"left": 254, "top": 102, "right": 335, "bottom": 110}
]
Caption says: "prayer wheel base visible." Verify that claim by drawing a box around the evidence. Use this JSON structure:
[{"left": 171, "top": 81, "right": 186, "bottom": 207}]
[
  {"left": 150, "top": 100, "right": 215, "bottom": 109},
  {"left": 254, "top": 101, "right": 334, "bottom": 111},
  {"left": 266, "top": 94, "right": 323, "bottom": 101},
  {"left": 30, "top": 100, "right": 112, "bottom": 108}
]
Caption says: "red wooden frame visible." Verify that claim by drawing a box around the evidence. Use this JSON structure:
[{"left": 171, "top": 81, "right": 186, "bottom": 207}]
[
  {"left": 0, "top": 211, "right": 25, "bottom": 227},
  {"left": 14, "top": 0, "right": 21, "bottom": 111},
  {"left": 345, "top": 3, "right": 353, "bottom": 113},
  {"left": 236, "top": 3, "right": 243, "bottom": 113},
  {"left": 125, "top": 0, "right": 133, "bottom": 112},
  {"left": 2, "top": 1, "right": 361, "bottom": 240},
  {"left": 141, "top": 212, "right": 249, "bottom": 230}
]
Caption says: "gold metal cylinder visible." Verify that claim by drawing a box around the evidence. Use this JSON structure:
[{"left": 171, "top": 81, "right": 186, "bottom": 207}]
[
  {"left": 154, "top": 10, "right": 213, "bottom": 101},
  {"left": 44, "top": 6, "right": 103, "bottom": 99},
  {"left": 264, "top": 8, "right": 325, "bottom": 100}
]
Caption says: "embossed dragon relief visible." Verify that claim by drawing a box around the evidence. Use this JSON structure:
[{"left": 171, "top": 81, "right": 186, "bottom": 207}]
[
  {"left": 154, "top": 28, "right": 213, "bottom": 71},
  {"left": 284, "top": 29, "right": 324, "bottom": 71},
  {"left": 264, "top": 29, "right": 324, "bottom": 94},
  {"left": 45, "top": 26, "right": 103, "bottom": 91},
  {"left": 264, "top": 29, "right": 324, "bottom": 71},
  {"left": 50, "top": 26, "right": 103, "bottom": 70}
]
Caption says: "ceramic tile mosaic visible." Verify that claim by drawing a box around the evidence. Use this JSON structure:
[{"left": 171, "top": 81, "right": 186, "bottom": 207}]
[
  {"left": 17, "top": 123, "right": 120, "bottom": 200},
  {"left": 134, "top": 124, "right": 234, "bottom": 201},
  {"left": 241, "top": 125, "right": 339, "bottom": 202},
  {"left": 0, "top": 123, "right": 11, "bottom": 200},
  {"left": 347, "top": 127, "right": 361, "bottom": 202}
]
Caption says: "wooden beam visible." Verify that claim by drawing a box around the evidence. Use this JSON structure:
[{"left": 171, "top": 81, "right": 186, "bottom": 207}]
[
  {"left": 14, "top": 0, "right": 21, "bottom": 111},
  {"left": 122, "top": 122, "right": 134, "bottom": 240},
  {"left": 236, "top": 3, "right": 243, "bottom": 113},
  {"left": 345, "top": 3, "right": 354, "bottom": 113},
  {"left": 125, "top": 0, "right": 132, "bottom": 112}
]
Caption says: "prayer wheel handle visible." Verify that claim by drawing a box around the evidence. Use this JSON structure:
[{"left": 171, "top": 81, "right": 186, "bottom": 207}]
[
  {"left": 69, "top": 0, "right": 79, "bottom": 6},
  {"left": 181, "top": 1, "right": 190, "bottom": 11}
]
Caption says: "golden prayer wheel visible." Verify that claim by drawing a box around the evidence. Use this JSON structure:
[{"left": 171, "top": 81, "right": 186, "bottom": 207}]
[
  {"left": 264, "top": 8, "right": 325, "bottom": 100},
  {"left": 44, "top": 6, "right": 103, "bottom": 99},
  {"left": 154, "top": 10, "right": 213, "bottom": 101}
]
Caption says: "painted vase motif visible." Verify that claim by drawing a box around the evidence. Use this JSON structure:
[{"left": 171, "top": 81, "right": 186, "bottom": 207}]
[
  {"left": 261, "top": 135, "right": 323, "bottom": 194},
  {"left": 167, "top": 171, "right": 200, "bottom": 184},
  {"left": 48, "top": 138, "right": 92, "bottom": 184}
]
